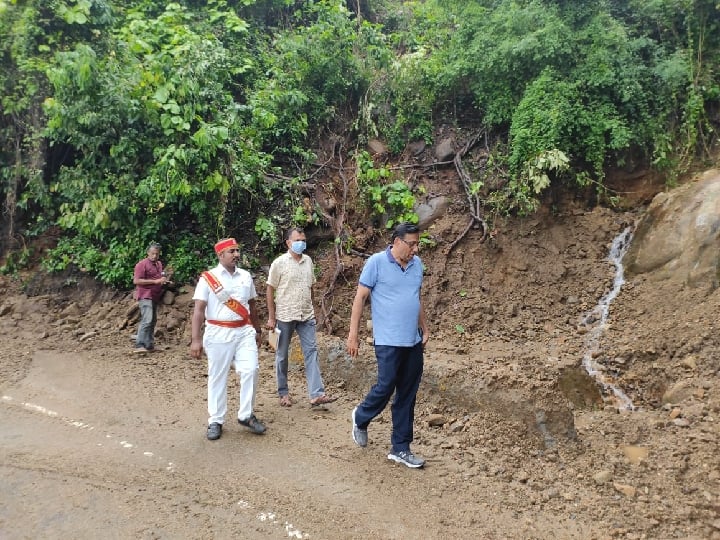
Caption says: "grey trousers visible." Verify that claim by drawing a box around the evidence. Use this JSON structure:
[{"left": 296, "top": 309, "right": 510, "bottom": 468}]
[
  {"left": 274, "top": 318, "right": 325, "bottom": 399},
  {"left": 136, "top": 299, "right": 157, "bottom": 349}
]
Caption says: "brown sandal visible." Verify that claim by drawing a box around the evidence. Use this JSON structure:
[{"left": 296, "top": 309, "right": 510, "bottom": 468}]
[
  {"left": 279, "top": 395, "right": 292, "bottom": 407},
  {"left": 310, "top": 395, "right": 338, "bottom": 407}
]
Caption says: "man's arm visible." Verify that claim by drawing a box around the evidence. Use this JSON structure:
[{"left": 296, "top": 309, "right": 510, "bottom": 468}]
[
  {"left": 346, "top": 284, "right": 371, "bottom": 358},
  {"left": 419, "top": 296, "right": 429, "bottom": 347},
  {"left": 265, "top": 284, "right": 276, "bottom": 329},
  {"left": 249, "top": 298, "right": 262, "bottom": 345},
  {"left": 249, "top": 298, "right": 261, "bottom": 331},
  {"left": 190, "top": 299, "right": 207, "bottom": 359},
  {"left": 133, "top": 261, "right": 168, "bottom": 286}
]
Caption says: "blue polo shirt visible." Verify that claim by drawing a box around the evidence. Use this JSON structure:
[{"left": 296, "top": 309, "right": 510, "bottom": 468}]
[{"left": 358, "top": 246, "right": 423, "bottom": 347}]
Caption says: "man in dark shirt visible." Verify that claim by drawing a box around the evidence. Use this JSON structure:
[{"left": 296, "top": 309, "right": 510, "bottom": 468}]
[{"left": 133, "top": 242, "right": 169, "bottom": 353}]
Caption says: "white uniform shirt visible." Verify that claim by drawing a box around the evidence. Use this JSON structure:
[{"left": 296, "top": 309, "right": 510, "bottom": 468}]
[{"left": 193, "top": 263, "right": 257, "bottom": 343}]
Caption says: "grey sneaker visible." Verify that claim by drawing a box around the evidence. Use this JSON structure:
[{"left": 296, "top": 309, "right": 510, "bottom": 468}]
[
  {"left": 351, "top": 407, "right": 368, "bottom": 447},
  {"left": 238, "top": 414, "right": 266, "bottom": 434},
  {"left": 207, "top": 422, "right": 222, "bottom": 441},
  {"left": 387, "top": 450, "right": 425, "bottom": 468}
]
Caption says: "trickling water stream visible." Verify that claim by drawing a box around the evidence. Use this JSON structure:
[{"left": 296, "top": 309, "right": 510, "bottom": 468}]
[{"left": 581, "top": 226, "right": 636, "bottom": 411}]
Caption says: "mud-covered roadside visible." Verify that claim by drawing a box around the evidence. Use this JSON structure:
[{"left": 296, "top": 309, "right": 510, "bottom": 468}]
[{"left": 1, "top": 185, "right": 719, "bottom": 539}]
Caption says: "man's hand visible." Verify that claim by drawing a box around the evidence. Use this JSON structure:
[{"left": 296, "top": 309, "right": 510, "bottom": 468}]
[
  {"left": 346, "top": 334, "right": 360, "bottom": 358},
  {"left": 266, "top": 317, "right": 276, "bottom": 330},
  {"left": 190, "top": 339, "right": 203, "bottom": 359},
  {"left": 421, "top": 328, "right": 429, "bottom": 348}
]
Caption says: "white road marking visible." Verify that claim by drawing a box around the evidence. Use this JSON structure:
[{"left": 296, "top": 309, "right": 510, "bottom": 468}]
[
  {"left": 2, "top": 394, "right": 310, "bottom": 537},
  {"left": 257, "top": 512, "right": 309, "bottom": 538},
  {"left": 1, "top": 394, "right": 173, "bottom": 471}
]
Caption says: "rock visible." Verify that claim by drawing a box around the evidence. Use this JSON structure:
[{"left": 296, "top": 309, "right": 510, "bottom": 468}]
[
  {"left": 78, "top": 331, "right": 97, "bottom": 342},
  {"left": 368, "top": 139, "right": 387, "bottom": 156},
  {"left": 624, "top": 169, "right": 720, "bottom": 286},
  {"left": 662, "top": 381, "right": 694, "bottom": 404},
  {"left": 61, "top": 302, "right": 81, "bottom": 316},
  {"left": 0, "top": 303, "right": 12, "bottom": 316},
  {"left": 613, "top": 483, "right": 636, "bottom": 497},
  {"left": 407, "top": 140, "right": 426, "bottom": 156},
  {"left": 427, "top": 414, "right": 446, "bottom": 427},
  {"left": 593, "top": 470, "right": 613, "bottom": 484},
  {"left": 162, "top": 290, "right": 175, "bottom": 305},
  {"left": 514, "top": 470, "right": 529, "bottom": 483},
  {"left": 165, "top": 316, "right": 181, "bottom": 332},
  {"left": 434, "top": 138, "right": 455, "bottom": 162},
  {"left": 681, "top": 354, "right": 698, "bottom": 370},
  {"left": 622, "top": 446, "right": 650, "bottom": 465},
  {"left": 415, "top": 196, "right": 450, "bottom": 230}
]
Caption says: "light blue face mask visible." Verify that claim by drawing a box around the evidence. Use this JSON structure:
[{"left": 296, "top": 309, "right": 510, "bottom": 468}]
[{"left": 290, "top": 240, "right": 306, "bottom": 254}]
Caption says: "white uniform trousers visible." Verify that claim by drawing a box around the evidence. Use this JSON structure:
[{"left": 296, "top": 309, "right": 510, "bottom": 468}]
[{"left": 205, "top": 328, "right": 259, "bottom": 424}]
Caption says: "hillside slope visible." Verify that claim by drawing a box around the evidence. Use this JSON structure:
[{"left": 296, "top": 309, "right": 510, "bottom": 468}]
[{"left": 2, "top": 161, "right": 719, "bottom": 538}]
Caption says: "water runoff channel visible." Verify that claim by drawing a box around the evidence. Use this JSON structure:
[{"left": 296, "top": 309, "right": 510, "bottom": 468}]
[{"left": 580, "top": 226, "right": 636, "bottom": 411}]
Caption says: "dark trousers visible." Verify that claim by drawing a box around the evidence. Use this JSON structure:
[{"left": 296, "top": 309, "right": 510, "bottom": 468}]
[{"left": 355, "top": 343, "right": 424, "bottom": 453}]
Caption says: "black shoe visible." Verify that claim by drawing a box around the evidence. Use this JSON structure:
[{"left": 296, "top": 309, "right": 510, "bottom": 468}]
[
  {"left": 207, "top": 422, "right": 222, "bottom": 440},
  {"left": 238, "top": 414, "right": 266, "bottom": 434}
]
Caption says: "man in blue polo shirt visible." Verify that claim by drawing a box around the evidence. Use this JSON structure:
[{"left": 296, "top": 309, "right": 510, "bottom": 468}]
[{"left": 346, "top": 222, "right": 429, "bottom": 468}]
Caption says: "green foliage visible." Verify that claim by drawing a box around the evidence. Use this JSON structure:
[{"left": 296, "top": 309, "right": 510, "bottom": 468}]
[
  {"left": 37, "top": 2, "right": 275, "bottom": 285},
  {"left": 2, "top": 0, "right": 720, "bottom": 289},
  {"left": 418, "top": 232, "right": 437, "bottom": 250},
  {"left": 293, "top": 201, "right": 321, "bottom": 227},
  {"left": 42, "top": 232, "right": 217, "bottom": 289},
  {"left": 490, "top": 149, "right": 570, "bottom": 216},
  {"left": 247, "top": 1, "right": 388, "bottom": 154},
  {"left": 0, "top": 247, "right": 31, "bottom": 276},
  {"left": 254, "top": 216, "right": 278, "bottom": 244},
  {"left": 355, "top": 150, "right": 418, "bottom": 228},
  {"left": 371, "top": 0, "right": 719, "bottom": 212},
  {"left": 361, "top": 0, "right": 452, "bottom": 151}
]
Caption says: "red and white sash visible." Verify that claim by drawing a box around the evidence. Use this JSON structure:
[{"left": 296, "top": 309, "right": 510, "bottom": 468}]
[{"left": 201, "top": 270, "right": 250, "bottom": 326}]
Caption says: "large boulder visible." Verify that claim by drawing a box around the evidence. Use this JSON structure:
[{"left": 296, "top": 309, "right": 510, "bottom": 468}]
[{"left": 624, "top": 169, "right": 720, "bottom": 287}]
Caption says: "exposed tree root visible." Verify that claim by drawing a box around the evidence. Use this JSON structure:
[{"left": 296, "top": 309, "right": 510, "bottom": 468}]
[
  {"left": 317, "top": 139, "right": 351, "bottom": 334},
  {"left": 443, "top": 131, "right": 489, "bottom": 257}
]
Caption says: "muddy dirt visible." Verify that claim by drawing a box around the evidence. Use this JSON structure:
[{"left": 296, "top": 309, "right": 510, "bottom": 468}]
[{"left": 2, "top": 174, "right": 720, "bottom": 539}]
